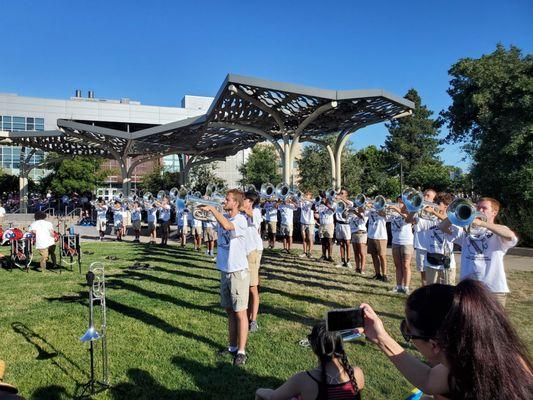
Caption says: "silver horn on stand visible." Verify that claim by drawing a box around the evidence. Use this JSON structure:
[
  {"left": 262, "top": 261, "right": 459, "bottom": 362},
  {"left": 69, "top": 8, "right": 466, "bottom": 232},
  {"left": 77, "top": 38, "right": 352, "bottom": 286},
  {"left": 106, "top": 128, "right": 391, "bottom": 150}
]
[{"left": 79, "top": 262, "right": 109, "bottom": 397}]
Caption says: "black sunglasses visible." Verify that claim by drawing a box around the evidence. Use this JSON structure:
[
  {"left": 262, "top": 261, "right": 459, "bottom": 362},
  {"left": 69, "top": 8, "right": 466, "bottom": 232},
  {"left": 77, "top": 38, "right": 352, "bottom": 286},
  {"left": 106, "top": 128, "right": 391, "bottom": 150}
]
[{"left": 400, "top": 319, "right": 432, "bottom": 342}]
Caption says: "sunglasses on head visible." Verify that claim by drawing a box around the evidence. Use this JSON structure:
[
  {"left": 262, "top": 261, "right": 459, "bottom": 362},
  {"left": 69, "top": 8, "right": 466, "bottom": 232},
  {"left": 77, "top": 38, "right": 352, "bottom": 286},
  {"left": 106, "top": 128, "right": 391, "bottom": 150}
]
[{"left": 400, "top": 319, "right": 432, "bottom": 342}]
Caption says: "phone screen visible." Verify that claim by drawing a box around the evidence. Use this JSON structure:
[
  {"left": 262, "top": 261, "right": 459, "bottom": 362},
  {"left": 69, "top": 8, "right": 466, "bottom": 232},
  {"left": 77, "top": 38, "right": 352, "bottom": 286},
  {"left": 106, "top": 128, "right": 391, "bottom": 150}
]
[{"left": 326, "top": 308, "right": 364, "bottom": 332}]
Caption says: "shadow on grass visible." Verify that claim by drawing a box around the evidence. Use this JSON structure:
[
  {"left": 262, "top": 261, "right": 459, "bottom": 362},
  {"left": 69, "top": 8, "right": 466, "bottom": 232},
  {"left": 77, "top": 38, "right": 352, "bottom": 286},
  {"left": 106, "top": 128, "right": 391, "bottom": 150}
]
[
  {"left": 31, "top": 384, "right": 69, "bottom": 400},
  {"left": 109, "top": 359, "right": 283, "bottom": 400}
]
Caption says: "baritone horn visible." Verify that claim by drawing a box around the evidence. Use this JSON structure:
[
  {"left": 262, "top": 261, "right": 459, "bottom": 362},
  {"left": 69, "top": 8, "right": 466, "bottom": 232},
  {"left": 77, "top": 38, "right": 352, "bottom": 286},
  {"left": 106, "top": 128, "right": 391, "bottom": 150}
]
[
  {"left": 185, "top": 195, "right": 223, "bottom": 221},
  {"left": 80, "top": 262, "right": 109, "bottom": 389}
]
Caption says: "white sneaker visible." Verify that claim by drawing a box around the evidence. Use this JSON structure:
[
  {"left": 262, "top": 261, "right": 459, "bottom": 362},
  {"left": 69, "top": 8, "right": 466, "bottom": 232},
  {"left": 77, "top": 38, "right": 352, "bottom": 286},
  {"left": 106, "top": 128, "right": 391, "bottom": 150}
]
[
  {"left": 390, "top": 286, "right": 401, "bottom": 293},
  {"left": 299, "top": 253, "right": 307, "bottom": 258},
  {"left": 335, "top": 263, "right": 345, "bottom": 268},
  {"left": 346, "top": 262, "right": 353, "bottom": 269}
]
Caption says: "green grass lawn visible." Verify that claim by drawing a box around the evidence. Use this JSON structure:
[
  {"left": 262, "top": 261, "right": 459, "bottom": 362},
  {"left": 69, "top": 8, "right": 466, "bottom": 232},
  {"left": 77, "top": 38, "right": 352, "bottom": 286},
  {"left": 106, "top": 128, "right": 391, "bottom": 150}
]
[{"left": 1, "top": 242, "right": 531, "bottom": 400}]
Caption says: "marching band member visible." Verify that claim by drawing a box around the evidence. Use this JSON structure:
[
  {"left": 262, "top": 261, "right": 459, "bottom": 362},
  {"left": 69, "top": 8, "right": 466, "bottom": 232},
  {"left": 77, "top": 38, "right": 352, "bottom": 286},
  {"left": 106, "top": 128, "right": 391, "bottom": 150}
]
[
  {"left": 146, "top": 203, "right": 158, "bottom": 245},
  {"left": 130, "top": 201, "right": 142, "bottom": 243},
  {"left": 278, "top": 198, "right": 297, "bottom": 254},
  {"left": 243, "top": 191, "right": 263, "bottom": 333},
  {"left": 350, "top": 206, "right": 369, "bottom": 274},
  {"left": 440, "top": 197, "right": 518, "bottom": 306},
  {"left": 176, "top": 207, "right": 188, "bottom": 247},
  {"left": 412, "top": 189, "right": 437, "bottom": 286},
  {"left": 334, "top": 188, "right": 353, "bottom": 268},
  {"left": 28, "top": 211, "right": 57, "bottom": 272},
  {"left": 366, "top": 203, "right": 388, "bottom": 281},
  {"left": 298, "top": 191, "right": 315, "bottom": 258},
  {"left": 388, "top": 197, "right": 414, "bottom": 294},
  {"left": 192, "top": 213, "right": 203, "bottom": 252},
  {"left": 95, "top": 198, "right": 108, "bottom": 241},
  {"left": 203, "top": 213, "right": 218, "bottom": 260},
  {"left": 199, "top": 189, "right": 250, "bottom": 366},
  {"left": 157, "top": 196, "right": 172, "bottom": 246},
  {"left": 316, "top": 194, "right": 335, "bottom": 263},
  {"left": 112, "top": 201, "right": 124, "bottom": 242},
  {"left": 264, "top": 199, "right": 279, "bottom": 249}
]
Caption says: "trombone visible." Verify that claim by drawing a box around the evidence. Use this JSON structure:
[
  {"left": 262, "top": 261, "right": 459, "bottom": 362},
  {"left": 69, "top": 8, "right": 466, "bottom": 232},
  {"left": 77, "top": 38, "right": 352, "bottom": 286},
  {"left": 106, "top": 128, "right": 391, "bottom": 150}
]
[{"left": 79, "top": 262, "right": 109, "bottom": 394}]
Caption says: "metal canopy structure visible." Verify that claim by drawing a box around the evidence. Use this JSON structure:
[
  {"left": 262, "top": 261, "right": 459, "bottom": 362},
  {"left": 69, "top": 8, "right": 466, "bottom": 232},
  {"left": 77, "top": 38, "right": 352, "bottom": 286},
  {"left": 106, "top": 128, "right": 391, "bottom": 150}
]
[
  {"left": 2, "top": 74, "right": 415, "bottom": 204},
  {"left": 133, "top": 74, "right": 415, "bottom": 188}
]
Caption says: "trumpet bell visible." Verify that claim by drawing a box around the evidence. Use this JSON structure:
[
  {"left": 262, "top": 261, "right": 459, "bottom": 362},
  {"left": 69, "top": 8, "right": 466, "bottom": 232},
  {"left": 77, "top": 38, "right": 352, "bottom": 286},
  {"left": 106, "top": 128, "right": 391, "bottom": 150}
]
[
  {"left": 169, "top": 187, "right": 179, "bottom": 200},
  {"left": 260, "top": 183, "right": 275, "bottom": 199},
  {"left": 402, "top": 188, "right": 424, "bottom": 213},
  {"left": 354, "top": 194, "right": 367, "bottom": 208},
  {"left": 373, "top": 195, "right": 386, "bottom": 211},
  {"left": 447, "top": 199, "right": 485, "bottom": 227},
  {"left": 80, "top": 326, "right": 101, "bottom": 342},
  {"left": 275, "top": 183, "right": 290, "bottom": 200}
]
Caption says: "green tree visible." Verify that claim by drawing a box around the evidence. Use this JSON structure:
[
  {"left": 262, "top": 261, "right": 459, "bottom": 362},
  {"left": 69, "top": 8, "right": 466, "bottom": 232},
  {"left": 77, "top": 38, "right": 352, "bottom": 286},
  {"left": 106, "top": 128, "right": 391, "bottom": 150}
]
[
  {"left": 46, "top": 156, "right": 108, "bottom": 194},
  {"left": 188, "top": 162, "right": 226, "bottom": 194},
  {"left": 440, "top": 44, "right": 533, "bottom": 244},
  {"left": 238, "top": 144, "right": 281, "bottom": 189},
  {"left": 407, "top": 161, "right": 452, "bottom": 192},
  {"left": 384, "top": 89, "right": 442, "bottom": 178},
  {"left": 355, "top": 145, "right": 398, "bottom": 197},
  {"left": 140, "top": 164, "right": 181, "bottom": 194}
]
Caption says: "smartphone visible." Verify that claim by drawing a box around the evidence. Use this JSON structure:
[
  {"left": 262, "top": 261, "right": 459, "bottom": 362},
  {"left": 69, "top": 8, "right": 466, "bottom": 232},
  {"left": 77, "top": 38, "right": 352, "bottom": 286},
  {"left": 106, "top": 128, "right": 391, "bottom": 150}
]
[{"left": 326, "top": 308, "right": 364, "bottom": 332}]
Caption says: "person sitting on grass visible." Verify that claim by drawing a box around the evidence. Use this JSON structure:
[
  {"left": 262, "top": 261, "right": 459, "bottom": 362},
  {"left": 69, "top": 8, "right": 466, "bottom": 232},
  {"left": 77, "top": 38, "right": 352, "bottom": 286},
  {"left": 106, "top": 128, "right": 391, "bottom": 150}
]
[
  {"left": 359, "top": 279, "right": 533, "bottom": 400},
  {"left": 28, "top": 211, "right": 57, "bottom": 272},
  {"left": 255, "top": 321, "right": 364, "bottom": 400}
]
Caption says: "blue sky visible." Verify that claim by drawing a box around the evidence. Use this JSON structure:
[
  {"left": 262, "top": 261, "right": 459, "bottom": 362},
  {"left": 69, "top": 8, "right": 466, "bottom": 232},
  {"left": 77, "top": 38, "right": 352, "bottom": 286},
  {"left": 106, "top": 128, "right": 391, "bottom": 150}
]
[{"left": 2, "top": 0, "right": 532, "bottom": 170}]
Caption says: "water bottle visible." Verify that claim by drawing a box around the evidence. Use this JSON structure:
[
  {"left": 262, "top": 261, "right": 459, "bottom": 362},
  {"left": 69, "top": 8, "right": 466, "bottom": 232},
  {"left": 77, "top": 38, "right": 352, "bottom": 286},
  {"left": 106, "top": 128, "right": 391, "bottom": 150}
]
[{"left": 69, "top": 224, "right": 75, "bottom": 235}]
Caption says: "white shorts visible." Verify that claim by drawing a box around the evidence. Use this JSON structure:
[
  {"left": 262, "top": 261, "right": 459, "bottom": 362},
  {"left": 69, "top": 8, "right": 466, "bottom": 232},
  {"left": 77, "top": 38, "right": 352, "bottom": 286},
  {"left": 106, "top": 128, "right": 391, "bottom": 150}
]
[
  {"left": 335, "top": 224, "right": 351, "bottom": 241},
  {"left": 97, "top": 219, "right": 107, "bottom": 231},
  {"left": 415, "top": 249, "right": 427, "bottom": 272}
]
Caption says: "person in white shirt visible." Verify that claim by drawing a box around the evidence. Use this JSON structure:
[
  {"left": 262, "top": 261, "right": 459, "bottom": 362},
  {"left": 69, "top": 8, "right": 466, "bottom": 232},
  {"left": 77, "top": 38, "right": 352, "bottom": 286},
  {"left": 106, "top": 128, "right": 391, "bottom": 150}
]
[
  {"left": 278, "top": 200, "right": 297, "bottom": 253},
  {"left": 199, "top": 189, "right": 250, "bottom": 366},
  {"left": 243, "top": 191, "right": 263, "bottom": 333},
  {"left": 0, "top": 202, "right": 5, "bottom": 223},
  {"left": 157, "top": 197, "right": 172, "bottom": 246},
  {"left": 388, "top": 197, "right": 414, "bottom": 294},
  {"left": 350, "top": 207, "right": 369, "bottom": 274},
  {"left": 28, "top": 211, "right": 57, "bottom": 272},
  {"left": 412, "top": 189, "right": 437, "bottom": 286},
  {"left": 176, "top": 206, "right": 189, "bottom": 247},
  {"left": 112, "top": 201, "right": 124, "bottom": 242},
  {"left": 298, "top": 192, "right": 315, "bottom": 258},
  {"left": 440, "top": 197, "right": 518, "bottom": 307},
  {"left": 146, "top": 204, "right": 158, "bottom": 244},
  {"left": 334, "top": 188, "right": 354, "bottom": 268},
  {"left": 192, "top": 215, "right": 203, "bottom": 251},
  {"left": 366, "top": 207, "right": 388, "bottom": 282},
  {"left": 203, "top": 214, "right": 218, "bottom": 259},
  {"left": 263, "top": 200, "right": 279, "bottom": 249},
  {"left": 95, "top": 199, "right": 108, "bottom": 241},
  {"left": 130, "top": 201, "right": 142, "bottom": 243},
  {"left": 316, "top": 195, "right": 335, "bottom": 262},
  {"left": 406, "top": 192, "right": 454, "bottom": 286}
]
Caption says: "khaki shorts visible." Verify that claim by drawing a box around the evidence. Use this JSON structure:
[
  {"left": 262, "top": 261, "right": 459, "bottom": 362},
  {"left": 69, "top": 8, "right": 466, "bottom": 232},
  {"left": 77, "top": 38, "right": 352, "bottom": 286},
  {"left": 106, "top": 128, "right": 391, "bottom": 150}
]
[
  {"left": 178, "top": 225, "right": 188, "bottom": 235},
  {"left": 367, "top": 238, "right": 387, "bottom": 256},
  {"left": 220, "top": 270, "right": 250, "bottom": 312},
  {"left": 301, "top": 224, "right": 314, "bottom": 237},
  {"left": 192, "top": 226, "right": 203, "bottom": 236},
  {"left": 351, "top": 232, "right": 367, "bottom": 244},
  {"left": 415, "top": 249, "right": 427, "bottom": 272},
  {"left": 97, "top": 219, "right": 107, "bottom": 231},
  {"left": 267, "top": 221, "right": 277, "bottom": 235},
  {"left": 247, "top": 250, "right": 261, "bottom": 286},
  {"left": 38, "top": 244, "right": 56, "bottom": 260},
  {"left": 426, "top": 266, "right": 456, "bottom": 285},
  {"left": 203, "top": 227, "right": 217, "bottom": 241},
  {"left": 392, "top": 244, "right": 414, "bottom": 264},
  {"left": 148, "top": 221, "right": 157, "bottom": 232},
  {"left": 319, "top": 223, "right": 334, "bottom": 239},
  {"left": 335, "top": 224, "right": 351, "bottom": 241},
  {"left": 279, "top": 224, "right": 293, "bottom": 237},
  {"left": 131, "top": 220, "right": 142, "bottom": 230}
]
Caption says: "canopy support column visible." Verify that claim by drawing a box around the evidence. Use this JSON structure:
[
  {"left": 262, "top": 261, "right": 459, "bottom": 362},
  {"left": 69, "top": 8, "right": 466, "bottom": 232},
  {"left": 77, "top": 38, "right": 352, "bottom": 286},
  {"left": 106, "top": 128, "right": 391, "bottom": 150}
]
[
  {"left": 334, "top": 130, "right": 353, "bottom": 191},
  {"left": 303, "top": 138, "right": 337, "bottom": 188}
]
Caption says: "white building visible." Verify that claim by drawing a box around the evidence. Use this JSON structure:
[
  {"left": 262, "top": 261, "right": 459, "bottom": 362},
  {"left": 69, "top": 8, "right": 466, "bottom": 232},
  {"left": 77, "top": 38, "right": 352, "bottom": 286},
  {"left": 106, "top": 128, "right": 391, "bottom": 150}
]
[{"left": 0, "top": 91, "right": 249, "bottom": 187}]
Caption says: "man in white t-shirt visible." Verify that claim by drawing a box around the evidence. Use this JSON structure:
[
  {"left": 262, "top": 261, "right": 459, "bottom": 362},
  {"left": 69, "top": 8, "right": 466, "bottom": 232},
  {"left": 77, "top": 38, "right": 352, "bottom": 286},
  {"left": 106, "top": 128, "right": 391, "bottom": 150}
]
[
  {"left": 298, "top": 192, "right": 315, "bottom": 258},
  {"left": 316, "top": 196, "right": 335, "bottom": 262},
  {"left": 412, "top": 189, "right": 437, "bottom": 286},
  {"left": 157, "top": 197, "right": 172, "bottom": 246},
  {"left": 146, "top": 204, "right": 158, "bottom": 244},
  {"left": 203, "top": 215, "right": 218, "bottom": 259},
  {"left": 350, "top": 207, "right": 369, "bottom": 274},
  {"left": 366, "top": 207, "right": 388, "bottom": 282},
  {"left": 112, "top": 201, "right": 124, "bottom": 242},
  {"left": 130, "top": 201, "right": 142, "bottom": 243},
  {"left": 441, "top": 197, "right": 518, "bottom": 307},
  {"left": 243, "top": 191, "right": 263, "bottom": 333},
  {"left": 263, "top": 201, "right": 278, "bottom": 249},
  {"left": 95, "top": 199, "right": 108, "bottom": 241},
  {"left": 334, "top": 188, "right": 354, "bottom": 268},
  {"left": 199, "top": 189, "right": 250, "bottom": 366},
  {"left": 191, "top": 215, "right": 203, "bottom": 251},
  {"left": 0, "top": 202, "right": 6, "bottom": 221},
  {"left": 278, "top": 201, "right": 297, "bottom": 253},
  {"left": 28, "top": 211, "right": 57, "bottom": 272},
  {"left": 388, "top": 198, "right": 414, "bottom": 294}
]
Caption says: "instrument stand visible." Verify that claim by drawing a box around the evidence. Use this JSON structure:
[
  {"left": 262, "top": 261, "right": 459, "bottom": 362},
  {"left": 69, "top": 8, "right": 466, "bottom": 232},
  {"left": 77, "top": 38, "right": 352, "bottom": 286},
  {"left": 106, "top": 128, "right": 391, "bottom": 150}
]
[{"left": 76, "top": 340, "right": 109, "bottom": 399}]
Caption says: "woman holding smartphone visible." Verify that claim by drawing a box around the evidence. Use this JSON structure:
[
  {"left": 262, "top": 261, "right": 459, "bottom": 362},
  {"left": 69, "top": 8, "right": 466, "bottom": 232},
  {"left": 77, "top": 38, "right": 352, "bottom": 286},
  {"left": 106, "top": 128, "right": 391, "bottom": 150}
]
[{"left": 359, "top": 279, "right": 532, "bottom": 399}]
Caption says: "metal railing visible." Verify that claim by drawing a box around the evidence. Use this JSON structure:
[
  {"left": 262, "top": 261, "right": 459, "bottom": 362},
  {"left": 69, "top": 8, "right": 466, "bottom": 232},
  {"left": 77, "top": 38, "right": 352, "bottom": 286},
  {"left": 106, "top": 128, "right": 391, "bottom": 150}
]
[
  {"left": 8, "top": 207, "right": 20, "bottom": 214},
  {"left": 66, "top": 207, "right": 83, "bottom": 220},
  {"left": 44, "top": 207, "right": 55, "bottom": 217}
]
